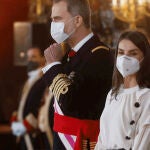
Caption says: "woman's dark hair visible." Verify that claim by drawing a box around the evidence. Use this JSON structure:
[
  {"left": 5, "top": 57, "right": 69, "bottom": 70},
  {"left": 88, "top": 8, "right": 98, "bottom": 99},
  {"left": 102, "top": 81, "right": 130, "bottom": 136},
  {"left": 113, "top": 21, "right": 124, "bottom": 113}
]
[{"left": 112, "top": 30, "right": 150, "bottom": 97}]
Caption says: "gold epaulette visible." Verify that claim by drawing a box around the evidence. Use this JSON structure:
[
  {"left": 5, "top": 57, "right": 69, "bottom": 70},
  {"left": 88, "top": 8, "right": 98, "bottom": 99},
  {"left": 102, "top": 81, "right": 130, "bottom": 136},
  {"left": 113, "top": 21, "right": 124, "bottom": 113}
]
[
  {"left": 91, "top": 46, "right": 109, "bottom": 53},
  {"left": 49, "top": 73, "right": 72, "bottom": 100}
]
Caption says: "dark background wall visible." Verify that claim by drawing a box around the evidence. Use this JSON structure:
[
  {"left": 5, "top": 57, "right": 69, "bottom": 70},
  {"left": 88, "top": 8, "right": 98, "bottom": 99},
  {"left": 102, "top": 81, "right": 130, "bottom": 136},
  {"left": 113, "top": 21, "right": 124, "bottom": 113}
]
[
  {"left": 0, "top": 0, "right": 52, "bottom": 148},
  {"left": 0, "top": 0, "right": 28, "bottom": 149},
  {"left": 0, "top": 0, "right": 28, "bottom": 123}
]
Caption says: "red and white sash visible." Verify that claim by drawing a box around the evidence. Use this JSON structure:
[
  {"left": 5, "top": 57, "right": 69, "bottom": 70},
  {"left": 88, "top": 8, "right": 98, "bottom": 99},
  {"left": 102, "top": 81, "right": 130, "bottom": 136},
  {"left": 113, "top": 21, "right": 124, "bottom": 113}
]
[
  {"left": 54, "top": 99, "right": 77, "bottom": 150},
  {"left": 53, "top": 99, "right": 99, "bottom": 150}
]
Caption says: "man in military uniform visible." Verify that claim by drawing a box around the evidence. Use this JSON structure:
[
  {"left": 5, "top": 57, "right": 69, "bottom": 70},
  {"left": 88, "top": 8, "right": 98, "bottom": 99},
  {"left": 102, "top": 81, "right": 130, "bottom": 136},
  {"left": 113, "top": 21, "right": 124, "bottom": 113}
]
[
  {"left": 42, "top": 0, "right": 113, "bottom": 149},
  {"left": 11, "top": 47, "right": 49, "bottom": 150}
]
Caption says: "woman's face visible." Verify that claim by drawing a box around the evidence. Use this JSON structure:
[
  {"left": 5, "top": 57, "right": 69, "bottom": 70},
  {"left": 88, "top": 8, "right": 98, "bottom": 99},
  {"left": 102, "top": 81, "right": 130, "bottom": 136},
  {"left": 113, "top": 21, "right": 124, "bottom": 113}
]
[{"left": 117, "top": 39, "right": 144, "bottom": 61}]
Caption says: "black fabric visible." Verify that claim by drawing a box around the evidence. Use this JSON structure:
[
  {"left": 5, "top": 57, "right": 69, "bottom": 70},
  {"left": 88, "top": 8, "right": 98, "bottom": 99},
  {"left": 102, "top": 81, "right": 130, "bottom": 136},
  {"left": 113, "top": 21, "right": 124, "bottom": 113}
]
[
  {"left": 20, "top": 132, "right": 51, "bottom": 150},
  {"left": 23, "top": 77, "right": 46, "bottom": 118},
  {"left": 20, "top": 77, "right": 51, "bottom": 150},
  {"left": 53, "top": 132, "right": 66, "bottom": 150}
]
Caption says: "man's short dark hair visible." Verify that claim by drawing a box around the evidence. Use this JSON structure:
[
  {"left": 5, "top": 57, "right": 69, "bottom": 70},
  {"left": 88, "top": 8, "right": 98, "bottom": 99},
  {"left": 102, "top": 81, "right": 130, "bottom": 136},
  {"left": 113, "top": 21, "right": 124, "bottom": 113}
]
[
  {"left": 53, "top": 0, "right": 91, "bottom": 28},
  {"left": 27, "top": 46, "right": 44, "bottom": 56}
]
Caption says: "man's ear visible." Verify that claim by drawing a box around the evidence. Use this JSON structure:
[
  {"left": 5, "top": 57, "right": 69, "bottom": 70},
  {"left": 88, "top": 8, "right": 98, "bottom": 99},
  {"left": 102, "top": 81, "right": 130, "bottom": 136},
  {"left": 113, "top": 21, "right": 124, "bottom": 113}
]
[{"left": 74, "top": 15, "right": 83, "bottom": 28}]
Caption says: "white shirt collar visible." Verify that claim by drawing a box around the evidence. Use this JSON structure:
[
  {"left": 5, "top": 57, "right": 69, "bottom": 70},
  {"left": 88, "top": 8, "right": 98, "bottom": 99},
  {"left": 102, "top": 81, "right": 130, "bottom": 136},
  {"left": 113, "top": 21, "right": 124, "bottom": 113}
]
[
  {"left": 72, "top": 32, "right": 94, "bottom": 52},
  {"left": 28, "top": 68, "right": 42, "bottom": 78},
  {"left": 119, "top": 85, "right": 140, "bottom": 94}
]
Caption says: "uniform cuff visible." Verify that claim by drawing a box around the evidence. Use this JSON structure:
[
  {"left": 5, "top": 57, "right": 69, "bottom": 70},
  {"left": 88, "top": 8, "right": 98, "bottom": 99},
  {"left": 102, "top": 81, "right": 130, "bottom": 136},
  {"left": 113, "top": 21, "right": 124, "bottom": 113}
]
[
  {"left": 10, "top": 111, "right": 17, "bottom": 123},
  {"left": 23, "top": 113, "right": 37, "bottom": 132},
  {"left": 42, "top": 62, "right": 61, "bottom": 74}
]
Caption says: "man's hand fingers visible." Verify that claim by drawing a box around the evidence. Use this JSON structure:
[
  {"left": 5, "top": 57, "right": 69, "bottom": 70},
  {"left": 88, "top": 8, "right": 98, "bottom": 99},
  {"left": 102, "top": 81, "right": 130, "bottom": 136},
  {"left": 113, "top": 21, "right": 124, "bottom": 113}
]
[{"left": 44, "top": 43, "right": 63, "bottom": 64}]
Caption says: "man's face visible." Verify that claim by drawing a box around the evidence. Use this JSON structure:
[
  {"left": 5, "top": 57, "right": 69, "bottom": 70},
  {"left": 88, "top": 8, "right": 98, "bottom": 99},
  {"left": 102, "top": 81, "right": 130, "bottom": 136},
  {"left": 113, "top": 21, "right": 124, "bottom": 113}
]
[
  {"left": 51, "top": 1, "right": 75, "bottom": 34},
  {"left": 27, "top": 48, "right": 43, "bottom": 65}
]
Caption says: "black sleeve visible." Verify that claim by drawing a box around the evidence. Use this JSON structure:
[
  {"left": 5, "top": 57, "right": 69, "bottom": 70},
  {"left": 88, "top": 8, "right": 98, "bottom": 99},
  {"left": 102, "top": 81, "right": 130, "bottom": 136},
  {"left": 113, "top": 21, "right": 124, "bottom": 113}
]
[{"left": 24, "top": 78, "right": 47, "bottom": 118}]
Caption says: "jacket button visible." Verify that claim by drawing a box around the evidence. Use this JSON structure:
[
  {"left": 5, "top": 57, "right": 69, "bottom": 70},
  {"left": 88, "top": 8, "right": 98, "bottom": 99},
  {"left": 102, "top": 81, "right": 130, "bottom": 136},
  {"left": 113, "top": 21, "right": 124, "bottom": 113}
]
[
  {"left": 125, "top": 136, "right": 131, "bottom": 140},
  {"left": 134, "top": 102, "right": 140, "bottom": 107},
  {"left": 130, "top": 120, "right": 135, "bottom": 125}
]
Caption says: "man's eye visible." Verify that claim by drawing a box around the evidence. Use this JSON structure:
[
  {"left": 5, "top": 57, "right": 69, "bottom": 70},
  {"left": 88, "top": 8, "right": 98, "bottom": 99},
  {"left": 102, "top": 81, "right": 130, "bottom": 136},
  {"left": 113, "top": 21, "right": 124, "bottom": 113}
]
[
  {"left": 130, "top": 53, "right": 137, "bottom": 56},
  {"left": 118, "top": 51, "right": 124, "bottom": 55}
]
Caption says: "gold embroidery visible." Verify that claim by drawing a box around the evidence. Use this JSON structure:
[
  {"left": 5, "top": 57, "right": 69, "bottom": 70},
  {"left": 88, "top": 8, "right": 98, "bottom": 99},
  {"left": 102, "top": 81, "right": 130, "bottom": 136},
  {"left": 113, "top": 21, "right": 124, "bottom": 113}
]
[
  {"left": 91, "top": 46, "right": 109, "bottom": 53},
  {"left": 54, "top": 78, "right": 70, "bottom": 94},
  {"left": 82, "top": 140, "right": 96, "bottom": 150},
  {"left": 82, "top": 140, "right": 88, "bottom": 150},
  {"left": 55, "top": 82, "right": 70, "bottom": 100},
  {"left": 49, "top": 74, "right": 68, "bottom": 91},
  {"left": 53, "top": 79, "right": 64, "bottom": 94},
  {"left": 49, "top": 73, "right": 72, "bottom": 100},
  {"left": 90, "top": 141, "right": 96, "bottom": 150}
]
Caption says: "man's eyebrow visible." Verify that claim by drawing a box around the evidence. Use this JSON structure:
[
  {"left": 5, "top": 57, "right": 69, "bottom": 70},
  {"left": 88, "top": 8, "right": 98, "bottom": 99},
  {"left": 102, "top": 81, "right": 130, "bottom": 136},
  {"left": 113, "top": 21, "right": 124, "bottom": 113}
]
[
  {"left": 50, "top": 16, "right": 62, "bottom": 20},
  {"left": 118, "top": 48, "right": 124, "bottom": 51}
]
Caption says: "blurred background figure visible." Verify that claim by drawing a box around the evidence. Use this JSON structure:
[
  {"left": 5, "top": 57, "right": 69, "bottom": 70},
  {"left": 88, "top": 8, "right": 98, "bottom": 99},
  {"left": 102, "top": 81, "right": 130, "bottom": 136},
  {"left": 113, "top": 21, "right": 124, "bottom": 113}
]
[
  {"left": 38, "top": 88, "right": 53, "bottom": 150},
  {"left": 10, "top": 47, "right": 50, "bottom": 150}
]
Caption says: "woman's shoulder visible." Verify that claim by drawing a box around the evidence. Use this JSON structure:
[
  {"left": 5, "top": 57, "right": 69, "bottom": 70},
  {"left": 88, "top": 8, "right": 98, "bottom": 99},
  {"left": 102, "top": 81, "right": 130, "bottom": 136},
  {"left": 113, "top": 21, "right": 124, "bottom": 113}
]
[
  {"left": 137, "top": 87, "right": 150, "bottom": 106},
  {"left": 137, "top": 87, "right": 150, "bottom": 99},
  {"left": 106, "top": 90, "right": 112, "bottom": 99},
  {"left": 106, "top": 86, "right": 150, "bottom": 102},
  {"left": 105, "top": 89, "right": 115, "bottom": 104}
]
